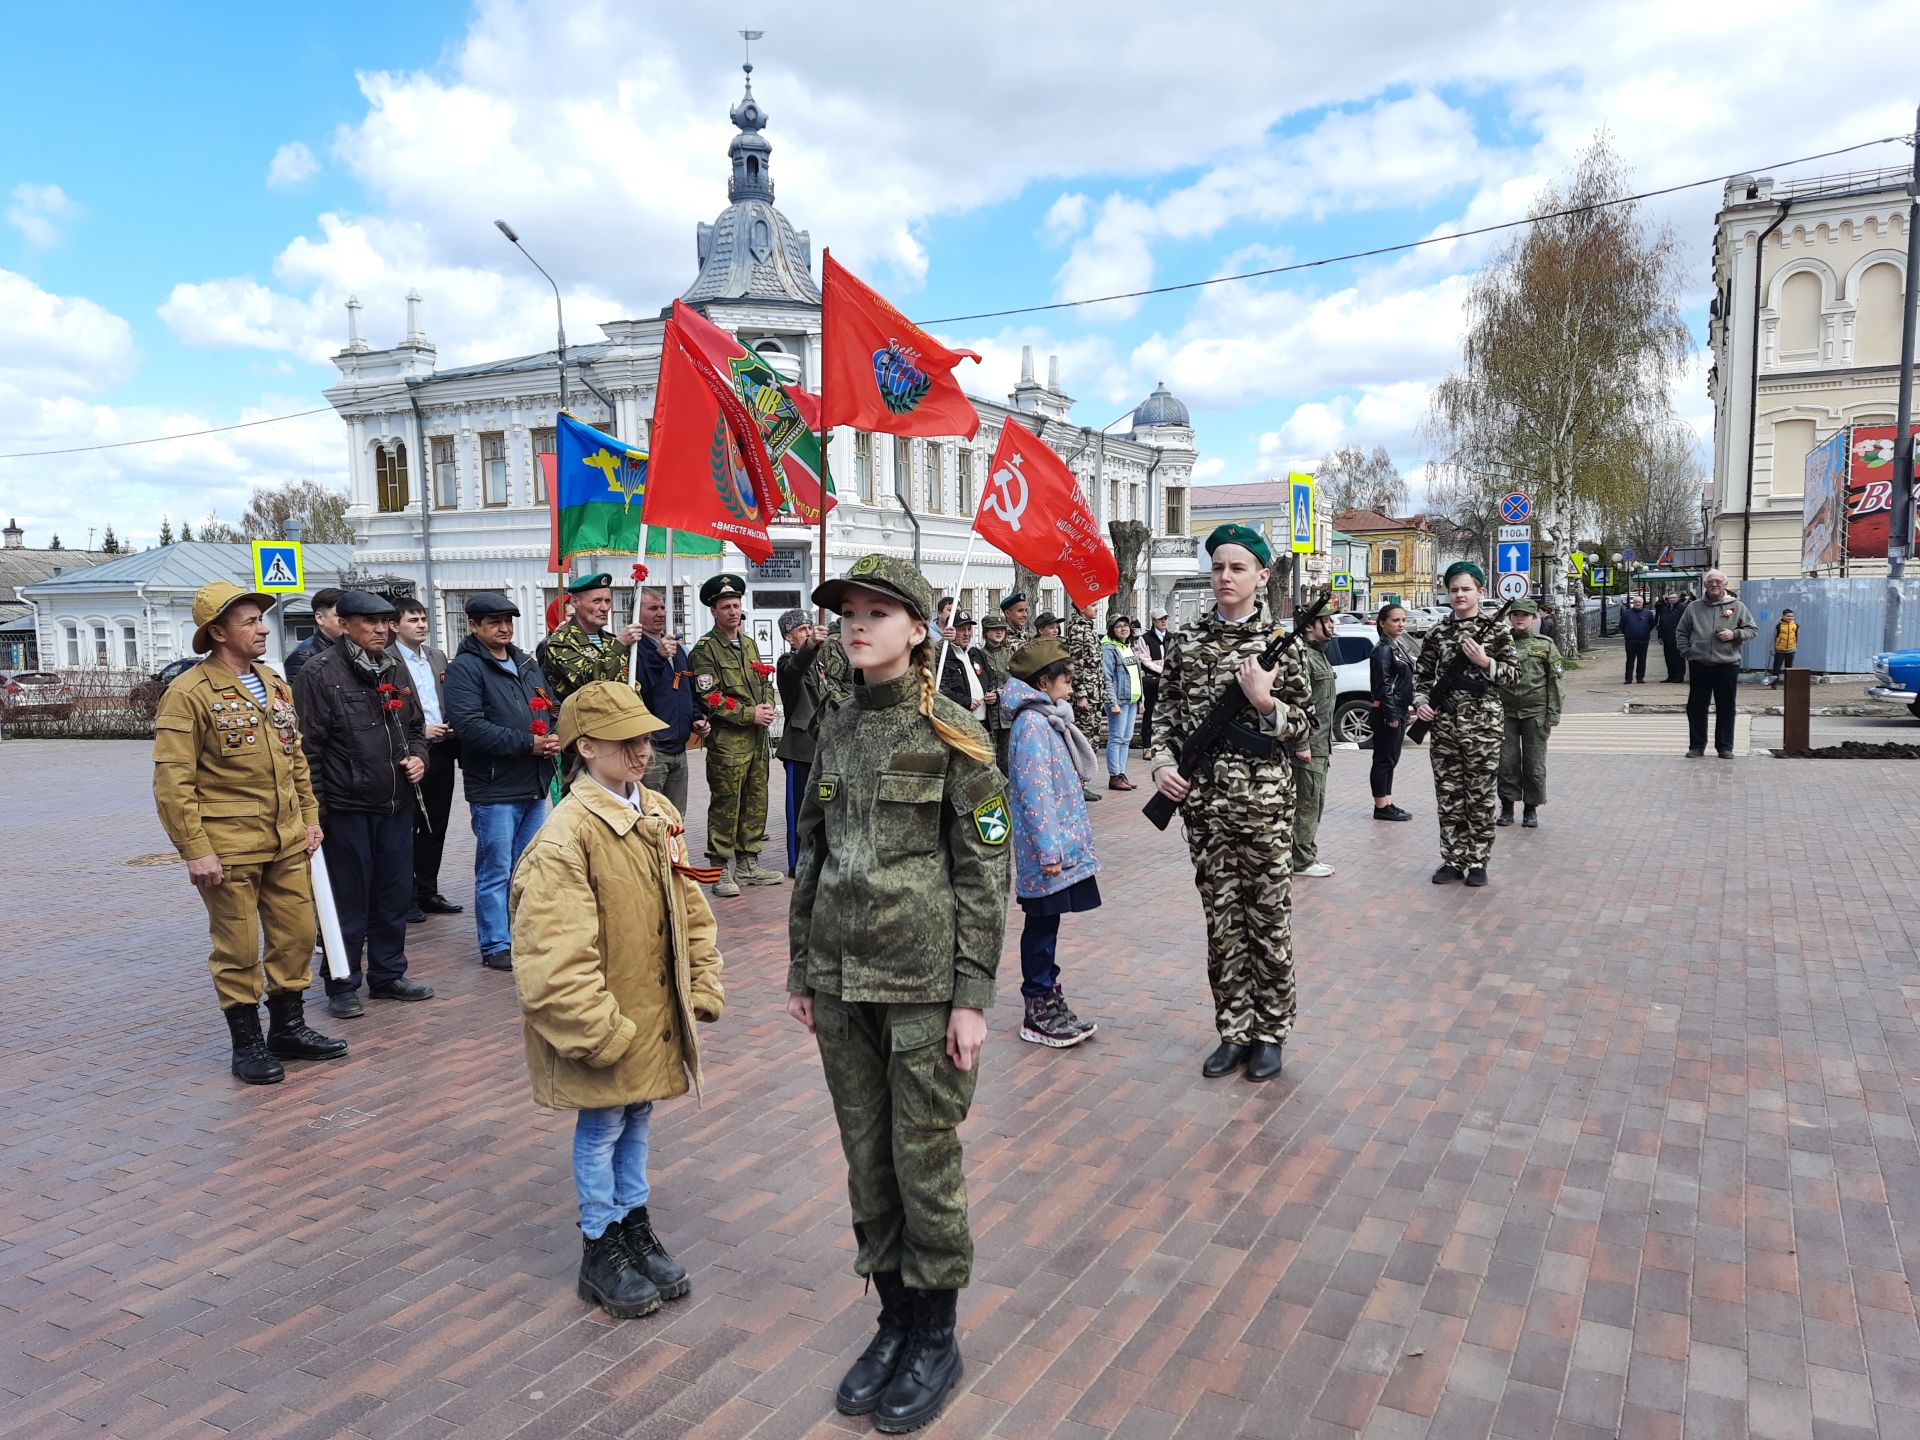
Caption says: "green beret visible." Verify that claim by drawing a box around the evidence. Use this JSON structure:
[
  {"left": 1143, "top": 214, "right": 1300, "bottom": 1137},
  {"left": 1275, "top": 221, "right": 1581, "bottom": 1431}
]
[
  {"left": 813, "top": 553, "right": 935, "bottom": 622},
  {"left": 699, "top": 573, "right": 747, "bottom": 607},
  {"left": 1009, "top": 636, "right": 1070, "bottom": 681},
  {"left": 1443, "top": 560, "right": 1486, "bottom": 587},
  {"left": 1509, "top": 597, "right": 1539, "bottom": 614},
  {"left": 1206, "top": 522, "right": 1272, "bottom": 567},
  {"left": 999, "top": 591, "right": 1026, "bottom": 612},
  {"left": 566, "top": 572, "right": 613, "bottom": 594}
]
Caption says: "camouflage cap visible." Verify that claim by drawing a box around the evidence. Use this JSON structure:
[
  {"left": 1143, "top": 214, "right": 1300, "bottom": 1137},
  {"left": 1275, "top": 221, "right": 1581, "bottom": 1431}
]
[
  {"left": 812, "top": 553, "right": 935, "bottom": 622},
  {"left": 1206, "top": 522, "right": 1272, "bottom": 567},
  {"left": 557, "top": 679, "right": 668, "bottom": 750},
  {"left": 1509, "top": 597, "right": 1540, "bottom": 615},
  {"left": 1008, "top": 636, "right": 1071, "bottom": 681}
]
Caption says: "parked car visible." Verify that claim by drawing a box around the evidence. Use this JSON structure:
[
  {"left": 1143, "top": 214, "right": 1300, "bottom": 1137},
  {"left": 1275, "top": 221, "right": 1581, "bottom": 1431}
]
[
  {"left": 1, "top": 671, "right": 75, "bottom": 721},
  {"left": 1404, "top": 606, "right": 1449, "bottom": 635},
  {"left": 1321, "top": 626, "right": 1386, "bottom": 745},
  {"left": 130, "top": 657, "right": 202, "bottom": 719},
  {"left": 1866, "top": 650, "right": 1920, "bottom": 719}
]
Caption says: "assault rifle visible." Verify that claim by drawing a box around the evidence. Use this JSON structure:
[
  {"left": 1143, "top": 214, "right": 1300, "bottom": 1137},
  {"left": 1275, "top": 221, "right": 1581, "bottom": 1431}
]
[
  {"left": 1142, "top": 593, "right": 1330, "bottom": 832},
  {"left": 1405, "top": 599, "right": 1515, "bottom": 745}
]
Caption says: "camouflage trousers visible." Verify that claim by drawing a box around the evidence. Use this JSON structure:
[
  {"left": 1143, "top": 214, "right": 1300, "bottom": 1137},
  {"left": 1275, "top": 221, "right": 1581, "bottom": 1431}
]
[
  {"left": 811, "top": 992, "right": 977, "bottom": 1291},
  {"left": 1431, "top": 699, "right": 1502, "bottom": 869},
  {"left": 1497, "top": 715, "right": 1551, "bottom": 807},
  {"left": 1184, "top": 780, "right": 1297, "bottom": 1046},
  {"left": 1073, "top": 706, "right": 1108, "bottom": 751},
  {"left": 703, "top": 731, "right": 769, "bottom": 863}
]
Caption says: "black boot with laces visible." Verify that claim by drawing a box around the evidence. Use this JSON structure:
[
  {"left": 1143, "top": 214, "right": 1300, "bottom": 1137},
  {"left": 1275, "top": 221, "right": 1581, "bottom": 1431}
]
[
  {"left": 577, "top": 1226, "right": 661, "bottom": 1319},
  {"left": 265, "top": 991, "right": 348, "bottom": 1061},
  {"left": 836, "top": 1269, "right": 912, "bottom": 1415},
  {"left": 222, "top": 1004, "right": 284, "bottom": 1085},
  {"left": 618, "top": 1207, "right": 690, "bottom": 1301},
  {"left": 875, "top": 1287, "right": 963, "bottom": 1433}
]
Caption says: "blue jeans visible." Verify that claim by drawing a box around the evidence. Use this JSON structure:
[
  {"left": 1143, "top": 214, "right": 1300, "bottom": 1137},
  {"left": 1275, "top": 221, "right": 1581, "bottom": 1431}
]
[
  {"left": 782, "top": 758, "right": 810, "bottom": 874},
  {"left": 1105, "top": 701, "right": 1137, "bottom": 775},
  {"left": 573, "top": 1102, "right": 653, "bottom": 1239},
  {"left": 471, "top": 799, "right": 547, "bottom": 954}
]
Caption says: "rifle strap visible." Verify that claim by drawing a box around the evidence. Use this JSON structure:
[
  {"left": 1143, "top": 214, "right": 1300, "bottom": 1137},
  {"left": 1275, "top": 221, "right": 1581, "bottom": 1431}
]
[{"left": 1222, "top": 721, "right": 1277, "bottom": 761}]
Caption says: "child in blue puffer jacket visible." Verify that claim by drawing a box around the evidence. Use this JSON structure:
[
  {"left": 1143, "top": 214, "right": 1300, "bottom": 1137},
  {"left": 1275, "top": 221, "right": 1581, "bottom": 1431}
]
[{"left": 1003, "top": 637, "right": 1102, "bottom": 1048}]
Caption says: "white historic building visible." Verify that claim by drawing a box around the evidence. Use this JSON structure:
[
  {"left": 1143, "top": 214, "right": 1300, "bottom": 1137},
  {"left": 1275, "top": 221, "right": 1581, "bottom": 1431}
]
[
  {"left": 1707, "top": 167, "right": 1913, "bottom": 584},
  {"left": 326, "top": 65, "right": 1200, "bottom": 655}
]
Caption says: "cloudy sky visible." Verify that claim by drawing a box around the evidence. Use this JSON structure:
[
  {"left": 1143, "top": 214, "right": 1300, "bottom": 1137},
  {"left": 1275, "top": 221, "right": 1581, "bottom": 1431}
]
[{"left": 3, "top": 0, "right": 1917, "bottom": 548}]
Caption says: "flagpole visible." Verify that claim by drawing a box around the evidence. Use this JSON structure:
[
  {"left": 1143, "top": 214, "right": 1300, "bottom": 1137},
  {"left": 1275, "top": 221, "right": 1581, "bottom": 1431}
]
[
  {"left": 629, "top": 519, "right": 649, "bottom": 686},
  {"left": 933, "top": 528, "right": 982, "bottom": 693},
  {"left": 817, "top": 249, "right": 831, "bottom": 625}
]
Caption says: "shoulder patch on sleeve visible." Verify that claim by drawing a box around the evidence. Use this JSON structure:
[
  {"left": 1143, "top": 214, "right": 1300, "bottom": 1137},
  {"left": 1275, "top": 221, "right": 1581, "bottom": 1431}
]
[
  {"left": 971, "top": 794, "right": 1010, "bottom": 846},
  {"left": 952, "top": 766, "right": 1002, "bottom": 813}
]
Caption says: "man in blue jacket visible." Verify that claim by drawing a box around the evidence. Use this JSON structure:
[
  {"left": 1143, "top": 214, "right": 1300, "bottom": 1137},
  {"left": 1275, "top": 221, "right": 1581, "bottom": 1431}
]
[
  {"left": 1618, "top": 594, "right": 1655, "bottom": 684},
  {"left": 443, "top": 593, "right": 558, "bottom": 972},
  {"left": 631, "top": 585, "right": 706, "bottom": 815}
]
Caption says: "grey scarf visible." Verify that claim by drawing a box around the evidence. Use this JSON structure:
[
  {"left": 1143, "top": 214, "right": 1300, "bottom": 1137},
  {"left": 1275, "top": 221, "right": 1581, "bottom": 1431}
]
[
  {"left": 1037, "top": 696, "right": 1099, "bottom": 785},
  {"left": 341, "top": 635, "right": 396, "bottom": 684}
]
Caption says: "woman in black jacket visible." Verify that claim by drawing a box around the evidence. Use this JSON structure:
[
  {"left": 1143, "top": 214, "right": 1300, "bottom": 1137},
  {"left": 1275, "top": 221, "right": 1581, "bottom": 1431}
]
[{"left": 1369, "top": 603, "right": 1415, "bottom": 820}]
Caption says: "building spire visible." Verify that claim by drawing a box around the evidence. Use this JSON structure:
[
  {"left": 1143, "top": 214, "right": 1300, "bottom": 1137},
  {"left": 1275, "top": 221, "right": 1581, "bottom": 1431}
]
[{"left": 727, "top": 31, "right": 773, "bottom": 203}]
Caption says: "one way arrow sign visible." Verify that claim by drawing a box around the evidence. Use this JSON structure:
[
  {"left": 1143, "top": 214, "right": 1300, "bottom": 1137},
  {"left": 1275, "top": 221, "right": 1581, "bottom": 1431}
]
[{"left": 1498, "top": 540, "right": 1531, "bottom": 574}]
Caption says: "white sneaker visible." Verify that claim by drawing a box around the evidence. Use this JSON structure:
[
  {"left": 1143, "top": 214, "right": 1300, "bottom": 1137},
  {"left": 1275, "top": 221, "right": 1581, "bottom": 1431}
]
[{"left": 1297, "top": 862, "right": 1336, "bottom": 878}]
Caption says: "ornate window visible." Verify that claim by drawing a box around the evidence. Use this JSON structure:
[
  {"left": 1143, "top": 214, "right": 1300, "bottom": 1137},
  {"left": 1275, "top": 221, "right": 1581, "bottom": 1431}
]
[
  {"left": 122, "top": 625, "right": 138, "bottom": 668},
  {"left": 64, "top": 625, "right": 79, "bottom": 666},
  {"left": 375, "top": 442, "right": 409, "bottom": 513},
  {"left": 432, "top": 436, "right": 458, "bottom": 509},
  {"left": 1165, "top": 487, "right": 1186, "bottom": 534},
  {"left": 481, "top": 432, "right": 508, "bottom": 506},
  {"left": 855, "top": 432, "right": 875, "bottom": 503},
  {"left": 925, "top": 445, "right": 944, "bottom": 514},
  {"left": 1380, "top": 545, "right": 1400, "bottom": 575},
  {"left": 958, "top": 449, "right": 975, "bottom": 514},
  {"left": 530, "top": 428, "right": 556, "bottom": 504},
  {"left": 93, "top": 624, "right": 109, "bottom": 666},
  {"left": 894, "top": 436, "right": 913, "bottom": 505}
]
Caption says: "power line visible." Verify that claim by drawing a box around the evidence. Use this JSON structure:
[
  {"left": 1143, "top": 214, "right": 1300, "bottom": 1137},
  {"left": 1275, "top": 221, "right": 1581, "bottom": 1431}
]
[{"left": 1, "top": 131, "right": 1910, "bottom": 462}]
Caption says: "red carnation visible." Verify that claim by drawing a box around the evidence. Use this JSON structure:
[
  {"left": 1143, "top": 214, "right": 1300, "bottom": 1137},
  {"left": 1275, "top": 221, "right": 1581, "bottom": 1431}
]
[
  {"left": 529, "top": 692, "right": 553, "bottom": 712},
  {"left": 749, "top": 661, "right": 775, "bottom": 677},
  {"left": 705, "top": 693, "right": 724, "bottom": 708},
  {"left": 631, "top": 563, "right": 649, "bottom": 582},
  {"left": 726, "top": 697, "right": 739, "bottom": 711},
  {"left": 530, "top": 719, "right": 550, "bottom": 736}
]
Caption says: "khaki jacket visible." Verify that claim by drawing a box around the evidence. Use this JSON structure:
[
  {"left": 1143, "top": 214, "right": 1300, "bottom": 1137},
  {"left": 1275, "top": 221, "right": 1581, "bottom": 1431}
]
[
  {"left": 153, "top": 660, "right": 317, "bottom": 864},
  {"left": 509, "top": 776, "right": 725, "bottom": 1110}
]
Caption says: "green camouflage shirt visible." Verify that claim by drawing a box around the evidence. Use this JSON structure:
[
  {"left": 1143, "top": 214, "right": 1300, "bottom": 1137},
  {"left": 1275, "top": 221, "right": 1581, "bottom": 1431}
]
[
  {"left": 979, "top": 638, "right": 1016, "bottom": 733},
  {"left": 1301, "top": 643, "right": 1337, "bottom": 761},
  {"left": 536, "top": 620, "right": 629, "bottom": 705},
  {"left": 788, "top": 672, "right": 1010, "bottom": 1009},
  {"left": 1413, "top": 609, "right": 1519, "bottom": 718},
  {"left": 1498, "top": 632, "right": 1563, "bottom": 724},
  {"left": 688, "top": 628, "right": 773, "bottom": 731}
]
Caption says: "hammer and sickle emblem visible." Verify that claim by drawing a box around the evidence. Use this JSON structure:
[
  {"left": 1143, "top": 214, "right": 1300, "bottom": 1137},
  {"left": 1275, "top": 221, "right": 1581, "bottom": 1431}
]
[{"left": 983, "top": 452, "right": 1031, "bottom": 532}]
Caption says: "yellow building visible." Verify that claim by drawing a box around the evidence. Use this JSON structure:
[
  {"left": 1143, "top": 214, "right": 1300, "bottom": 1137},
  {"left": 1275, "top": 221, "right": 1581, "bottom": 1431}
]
[{"left": 1334, "top": 510, "right": 1434, "bottom": 603}]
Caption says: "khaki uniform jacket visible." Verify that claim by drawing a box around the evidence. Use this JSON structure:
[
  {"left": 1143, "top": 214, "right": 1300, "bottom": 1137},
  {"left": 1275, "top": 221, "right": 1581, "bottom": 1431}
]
[
  {"left": 509, "top": 776, "right": 725, "bottom": 1110},
  {"left": 153, "top": 660, "right": 318, "bottom": 864},
  {"left": 1300, "top": 644, "right": 1337, "bottom": 761},
  {"left": 980, "top": 639, "right": 1016, "bottom": 735},
  {"left": 688, "top": 628, "right": 773, "bottom": 733},
  {"left": 1499, "top": 634, "right": 1564, "bottom": 724},
  {"left": 538, "top": 620, "right": 630, "bottom": 705},
  {"left": 788, "top": 672, "right": 1011, "bottom": 1010}
]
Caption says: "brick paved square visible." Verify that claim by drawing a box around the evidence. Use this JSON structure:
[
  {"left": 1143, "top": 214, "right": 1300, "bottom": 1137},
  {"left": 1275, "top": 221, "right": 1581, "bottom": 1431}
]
[{"left": 5, "top": 736, "right": 1920, "bottom": 1437}]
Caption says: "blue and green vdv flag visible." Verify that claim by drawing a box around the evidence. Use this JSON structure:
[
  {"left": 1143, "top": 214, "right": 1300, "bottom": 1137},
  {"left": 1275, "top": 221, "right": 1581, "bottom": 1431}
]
[{"left": 549, "top": 412, "right": 720, "bottom": 563}]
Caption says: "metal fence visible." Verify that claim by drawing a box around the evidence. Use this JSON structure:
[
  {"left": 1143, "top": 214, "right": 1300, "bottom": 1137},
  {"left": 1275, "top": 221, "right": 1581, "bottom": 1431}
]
[{"left": 1734, "top": 577, "right": 1920, "bottom": 673}]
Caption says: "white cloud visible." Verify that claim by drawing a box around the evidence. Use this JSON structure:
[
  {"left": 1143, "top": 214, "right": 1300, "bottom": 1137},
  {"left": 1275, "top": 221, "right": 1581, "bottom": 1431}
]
[
  {"left": 1042, "top": 193, "right": 1089, "bottom": 245},
  {"left": 6, "top": 184, "right": 79, "bottom": 247},
  {"left": 1190, "top": 456, "right": 1226, "bottom": 480},
  {"left": 267, "top": 141, "right": 320, "bottom": 188},
  {"left": 0, "top": 269, "right": 136, "bottom": 393}
]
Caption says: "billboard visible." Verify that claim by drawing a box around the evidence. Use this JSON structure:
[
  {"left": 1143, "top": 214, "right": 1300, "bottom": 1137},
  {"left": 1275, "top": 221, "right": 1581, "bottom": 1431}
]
[
  {"left": 1845, "top": 423, "right": 1920, "bottom": 558},
  {"left": 1801, "top": 428, "right": 1848, "bottom": 571}
]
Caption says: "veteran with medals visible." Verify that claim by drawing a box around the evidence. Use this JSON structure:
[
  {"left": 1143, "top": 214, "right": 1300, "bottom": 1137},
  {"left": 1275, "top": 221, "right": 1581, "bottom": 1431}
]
[{"left": 153, "top": 582, "right": 347, "bottom": 1085}]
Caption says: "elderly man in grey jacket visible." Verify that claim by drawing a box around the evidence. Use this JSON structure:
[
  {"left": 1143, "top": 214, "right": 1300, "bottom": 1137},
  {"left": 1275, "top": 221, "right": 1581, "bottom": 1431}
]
[{"left": 1675, "top": 570, "right": 1758, "bottom": 759}]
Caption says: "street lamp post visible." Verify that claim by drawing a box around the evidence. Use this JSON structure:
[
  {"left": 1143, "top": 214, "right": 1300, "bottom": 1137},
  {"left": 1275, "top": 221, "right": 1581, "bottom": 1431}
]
[{"left": 495, "top": 220, "right": 568, "bottom": 413}]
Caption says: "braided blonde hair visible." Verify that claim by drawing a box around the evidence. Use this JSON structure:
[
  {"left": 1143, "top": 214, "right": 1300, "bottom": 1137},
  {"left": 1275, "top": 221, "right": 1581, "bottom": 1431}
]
[{"left": 913, "top": 640, "right": 993, "bottom": 763}]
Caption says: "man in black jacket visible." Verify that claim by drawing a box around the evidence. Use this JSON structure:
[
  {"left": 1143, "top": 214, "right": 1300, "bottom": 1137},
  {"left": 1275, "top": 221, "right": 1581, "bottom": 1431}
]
[
  {"left": 284, "top": 587, "right": 344, "bottom": 683},
  {"left": 1656, "top": 594, "right": 1686, "bottom": 682},
  {"left": 1618, "top": 594, "right": 1655, "bottom": 684},
  {"left": 443, "top": 593, "right": 558, "bottom": 972},
  {"left": 393, "top": 596, "right": 461, "bottom": 919},
  {"left": 292, "top": 589, "right": 433, "bottom": 1018}
]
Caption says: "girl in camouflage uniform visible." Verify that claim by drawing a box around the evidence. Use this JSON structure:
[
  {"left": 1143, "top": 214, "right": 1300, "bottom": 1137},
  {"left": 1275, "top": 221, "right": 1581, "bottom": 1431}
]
[
  {"left": 1412, "top": 562, "right": 1518, "bottom": 888},
  {"left": 787, "top": 554, "right": 1010, "bottom": 1434}
]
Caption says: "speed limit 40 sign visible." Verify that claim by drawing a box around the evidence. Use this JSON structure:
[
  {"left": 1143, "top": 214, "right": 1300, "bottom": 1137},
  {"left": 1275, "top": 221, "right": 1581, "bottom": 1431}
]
[{"left": 1496, "top": 572, "right": 1530, "bottom": 601}]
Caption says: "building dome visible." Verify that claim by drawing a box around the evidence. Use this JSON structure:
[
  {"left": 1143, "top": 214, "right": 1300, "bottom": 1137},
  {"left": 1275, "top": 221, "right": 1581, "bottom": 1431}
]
[{"left": 1133, "top": 381, "right": 1190, "bottom": 429}]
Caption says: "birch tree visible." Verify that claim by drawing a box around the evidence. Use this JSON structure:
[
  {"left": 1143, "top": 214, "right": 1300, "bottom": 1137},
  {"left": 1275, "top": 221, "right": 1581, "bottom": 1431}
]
[{"left": 1426, "top": 133, "right": 1691, "bottom": 652}]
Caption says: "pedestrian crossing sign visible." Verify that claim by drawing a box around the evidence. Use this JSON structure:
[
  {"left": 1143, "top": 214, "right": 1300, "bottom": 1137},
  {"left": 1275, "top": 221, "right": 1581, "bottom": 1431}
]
[
  {"left": 1331, "top": 571, "right": 1352, "bottom": 591},
  {"left": 1289, "top": 473, "right": 1315, "bottom": 555},
  {"left": 251, "top": 540, "right": 304, "bottom": 593}
]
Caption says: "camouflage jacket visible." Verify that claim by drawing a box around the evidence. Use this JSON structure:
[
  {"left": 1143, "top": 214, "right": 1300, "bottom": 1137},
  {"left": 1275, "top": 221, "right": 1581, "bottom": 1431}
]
[
  {"left": 1498, "top": 633, "right": 1563, "bottom": 724},
  {"left": 1300, "top": 643, "right": 1337, "bottom": 762},
  {"left": 1144, "top": 604, "right": 1315, "bottom": 814},
  {"left": 788, "top": 671, "right": 1010, "bottom": 1009},
  {"left": 1414, "top": 609, "right": 1519, "bottom": 719},
  {"left": 537, "top": 620, "right": 629, "bottom": 706},
  {"left": 980, "top": 638, "right": 1016, "bottom": 733},
  {"left": 819, "top": 625, "right": 855, "bottom": 707},
  {"left": 1064, "top": 612, "right": 1109, "bottom": 714},
  {"left": 688, "top": 628, "right": 773, "bottom": 733}
]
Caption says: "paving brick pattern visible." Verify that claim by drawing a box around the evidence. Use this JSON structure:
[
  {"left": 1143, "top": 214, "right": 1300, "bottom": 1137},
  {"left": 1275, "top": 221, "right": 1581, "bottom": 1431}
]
[{"left": 4, "top": 737, "right": 1920, "bottom": 1438}]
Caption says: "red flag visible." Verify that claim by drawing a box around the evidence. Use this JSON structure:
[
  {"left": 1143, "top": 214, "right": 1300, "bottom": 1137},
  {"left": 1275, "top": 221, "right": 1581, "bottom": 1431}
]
[
  {"left": 821, "top": 250, "right": 981, "bottom": 439},
  {"left": 975, "top": 419, "right": 1117, "bottom": 607},
  {"left": 641, "top": 321, "right": 777, "bottom": 563},
  {"left": 668, "top": 301, "right": 791, "bottom": 516}
]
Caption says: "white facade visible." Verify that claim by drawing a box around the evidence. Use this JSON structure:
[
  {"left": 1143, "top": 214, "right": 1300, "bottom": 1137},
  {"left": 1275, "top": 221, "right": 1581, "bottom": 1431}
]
[
  {"left": 326, "top": 72, "right": 1199, "bottom": 656},
  {"left": 1707, "top": 169, "right": 1913, "bottom": 584}
]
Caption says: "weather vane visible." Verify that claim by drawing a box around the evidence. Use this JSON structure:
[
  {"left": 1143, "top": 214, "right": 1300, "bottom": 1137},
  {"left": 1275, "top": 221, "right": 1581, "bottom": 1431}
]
[{"left": 740, "top": 28, "right": 763, "bottom": 72}]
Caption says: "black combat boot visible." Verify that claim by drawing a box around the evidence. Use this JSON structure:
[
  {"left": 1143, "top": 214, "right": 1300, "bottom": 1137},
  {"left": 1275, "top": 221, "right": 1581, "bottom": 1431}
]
[
  {"left": 1522, "top": 806, "right": 1539, "bottom": 828},
  {"left": 1431, "top": 865, "right": 1463, "bottom": 884},
  {"left": 264, "top": 991, "right": 349, "bottom": 1062},
  {"left": 1495, "top": 802, "right": 1515, "bottom": 827},
  {"left": 875, "top": 1288, "right": 963, "bottom": 1433},
  {"left": 222, "top": 1004, "right": 285, "bottom": 1085},
  {"left": 577, "top": 1228, "right": 661, "bottom": 1319},
  {"left": 618, "top": 1208, "right": 690, "bottom": 1301},
  {"left": 836, "top": 1269, "right": 912, "bottom": 1416}
]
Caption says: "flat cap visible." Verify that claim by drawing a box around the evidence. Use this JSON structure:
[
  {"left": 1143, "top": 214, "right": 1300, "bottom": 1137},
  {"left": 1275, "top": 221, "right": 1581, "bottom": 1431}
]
[
  {"left": 566, "top": 572, "right": 613, "bottom": 594},
  {"left": 464, "top": 592, "right": 520, "bottom": 619},
  {"left": 1206, "top": 522, "right": 1272, "bottom": 567},
  {"left": 700, "top": 573, "right": 747, "bottom": 607},
  {"left": 334, "top": 588, "right": 398, "bottom": 620},
  {"left": 812, "top": 553, "right": 935, "bottom": 623},
  {"left": 1009, "top": 636, "right": 1070, "bottom": 681}
]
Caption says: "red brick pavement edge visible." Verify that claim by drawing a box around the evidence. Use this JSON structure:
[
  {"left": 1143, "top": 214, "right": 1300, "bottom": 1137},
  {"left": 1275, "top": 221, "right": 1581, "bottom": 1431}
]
[{"left": 3, "top": 738, "right": 1920, "bottom": 1439}]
